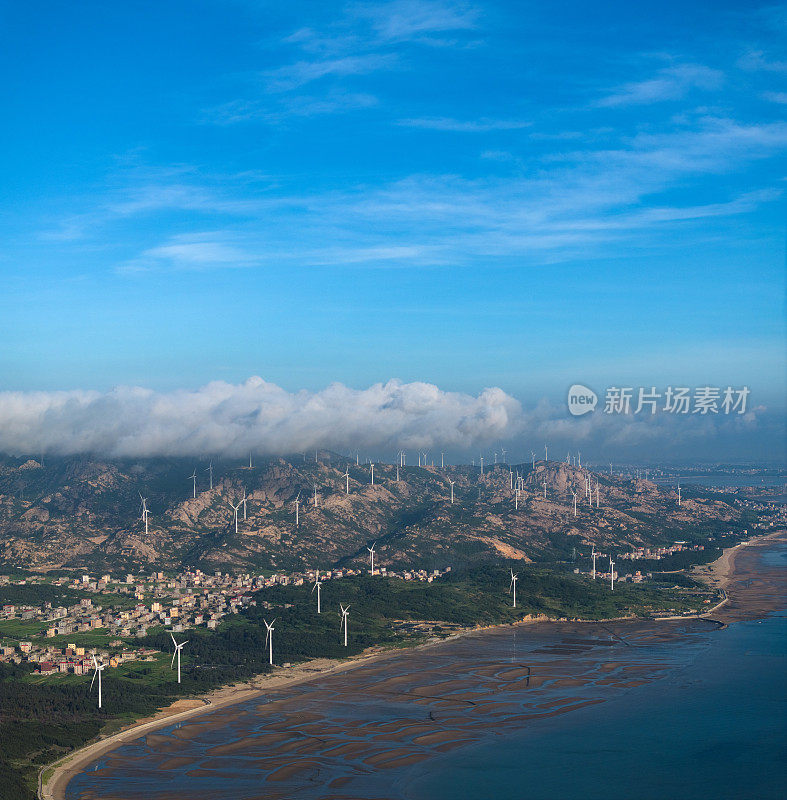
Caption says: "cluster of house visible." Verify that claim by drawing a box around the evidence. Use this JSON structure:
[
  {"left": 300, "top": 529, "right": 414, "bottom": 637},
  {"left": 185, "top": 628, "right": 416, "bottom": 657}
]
[
  {"left": 617, "top": 542, "right": 705, "bottom": 561},
  {"left": 0, "top": 565, "right": 451, "bottom": 675},
  {"left": 0, "top": 640, "right": 159, "bottom": 674}
]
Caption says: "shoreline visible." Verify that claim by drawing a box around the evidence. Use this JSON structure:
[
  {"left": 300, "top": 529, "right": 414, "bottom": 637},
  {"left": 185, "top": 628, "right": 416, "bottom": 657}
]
[{"left": 39, "top": 530, "right": 785, "bottom": 800}]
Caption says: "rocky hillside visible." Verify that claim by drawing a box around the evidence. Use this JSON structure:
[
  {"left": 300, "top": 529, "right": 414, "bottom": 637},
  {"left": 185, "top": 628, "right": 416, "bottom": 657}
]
[{"left": 0, "top": 454, "right": 743, "bottom": 573}]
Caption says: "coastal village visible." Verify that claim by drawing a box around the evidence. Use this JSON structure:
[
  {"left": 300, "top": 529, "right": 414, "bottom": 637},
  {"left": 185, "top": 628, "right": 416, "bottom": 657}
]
[{"left": 0, "top": 566, "right": 451, "bottom": 675}]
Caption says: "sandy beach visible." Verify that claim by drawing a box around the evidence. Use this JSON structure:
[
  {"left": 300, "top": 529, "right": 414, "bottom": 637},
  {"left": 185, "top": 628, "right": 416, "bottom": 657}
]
[{"left": 41, "top": 530, "right": 786, "bottom": 800}]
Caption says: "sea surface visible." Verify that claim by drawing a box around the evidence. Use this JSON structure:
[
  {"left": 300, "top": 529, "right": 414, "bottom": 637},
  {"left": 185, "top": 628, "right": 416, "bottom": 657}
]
[
  {"left": 66, "top": 543, "right": 787, "bottom": 800},
  {"left": 404, "top": 576, "right": 787, "bottom": 799}
]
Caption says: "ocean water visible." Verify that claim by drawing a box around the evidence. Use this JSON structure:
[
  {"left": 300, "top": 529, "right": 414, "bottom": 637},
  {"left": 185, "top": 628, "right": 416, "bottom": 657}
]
[
  {"left": 65, "top": 544, "right": 787, "bottom": 800},
  {"left": 404, "top": 548, "right": 787, "bottom": 800}
]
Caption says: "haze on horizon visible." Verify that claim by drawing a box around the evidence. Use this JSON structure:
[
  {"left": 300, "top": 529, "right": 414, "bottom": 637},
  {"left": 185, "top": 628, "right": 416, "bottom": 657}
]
[{"left": 0, "top": 1, "right": 784, "bottom": 462}]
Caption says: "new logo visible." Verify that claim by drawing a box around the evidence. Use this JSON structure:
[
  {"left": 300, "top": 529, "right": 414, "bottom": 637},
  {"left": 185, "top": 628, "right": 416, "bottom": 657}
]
[{"left": 567, "top": 384, "right": 597, "bottom": 416}]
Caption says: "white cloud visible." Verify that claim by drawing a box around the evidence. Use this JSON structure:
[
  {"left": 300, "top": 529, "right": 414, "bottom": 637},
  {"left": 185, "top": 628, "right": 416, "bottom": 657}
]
[
  {"left": 0, "top": 378, "right": 522, "bottom": 457},
  {"left": 397, "top": 117, "right": 531, "bottom": 132},
  {"left": 0, "top": 378, "right": 776, "bottom": 461},
  {"left": 597, "top": 63, "right": 723, "bottom": 107}
]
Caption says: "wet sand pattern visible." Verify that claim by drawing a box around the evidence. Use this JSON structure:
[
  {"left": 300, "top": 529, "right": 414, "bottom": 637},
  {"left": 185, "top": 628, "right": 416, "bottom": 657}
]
[
  {"left": 66, "top": 617, "right": 718, "bottom": 800},
  {"left": 65, "top": 534, "right": 786, "bottom": 800}
]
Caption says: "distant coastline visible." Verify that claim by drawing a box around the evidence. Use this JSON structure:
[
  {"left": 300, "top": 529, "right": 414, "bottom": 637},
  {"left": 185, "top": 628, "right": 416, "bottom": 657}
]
[{"left": 39, "top": 529, "right": 786, "bottom": 800}]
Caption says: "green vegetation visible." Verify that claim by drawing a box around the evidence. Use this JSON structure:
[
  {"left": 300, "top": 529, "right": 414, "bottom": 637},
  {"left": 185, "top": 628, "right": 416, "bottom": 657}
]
[{"left": 0, "top": 568, "right": 716, "bottom": 799}]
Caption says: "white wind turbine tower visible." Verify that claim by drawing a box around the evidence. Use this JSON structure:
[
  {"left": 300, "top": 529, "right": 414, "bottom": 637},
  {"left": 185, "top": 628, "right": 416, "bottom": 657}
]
[
  {"left": 188, "top": 470, "right": 197, "bottom": 499},
  {"left": 531, "top": 451, "right": 536, "bottom": 469},
  {"left": 344, "top": 468, "right": 350, "bottom": 494},
  {"left": 595, "top": 483, "right": 600, "bottom": 508},
  {"left": 480, "top": 455, "right": 484, "bottom": 475},
  {"left": 542, "top": 481, "right": 547, "bottom": 499},
  {"left": 571, "top": 489, "right": 577, "bottom": 517},
  {"left": 139, "top": 494, "right": 151, "bottom": 535},
  {"left": 294, "top": 492, "right": 301, "bottom": 528},
  {"left": 312, "top": 571, "right": 322, "bottom": 613},
  {"left": 544, "top": 444, "right": 548, "bottom": 462},
  {"left": 170, "top": 632, "right": 188, "bottom": 684},
  {"left": 367, "top": 542, "right": 376, "bottom": 575},
  {"left": 264, "top": 618, "right": 275, "bottom": 665},
  {"left": 229, "top": 500, "right": 241, "bottom": 533},
  {"left": 370, "top": 463, "right": 375, "bottom": 485},
  {"left": 609, "top": 557, "right": 616, "bottom": 591},
  {"left": 515, "top": 487, "right": 519, "bottom": 510},
  {"left": 509, "top": 470, "right": 514, "bottom": 490},
  {"left": 340, "top": 604, "right": 350, "bottom": 647},
  {"left": 249, "top": 451, "right": 253, "bottom": 469},
  {"left": 205, "top": 461, "right": 214, "bottom": 490},
  {"left": 494, "top": 451, "right": 498, "bottom": 464},
  {"left": 441, "top": 451, "right": 445, "bottom": 468},
  {"left": 509, "top": 569, "right": 518, "bottom": 608},
  {"left": 592, "top": 545, "right": 597, "bottom": 580},
  {"left": 90, "top": 655, "right": 105, "bottom": 709},
  {"left": 609, "top": 463, "right": 613, "bottom": 476},
  {"left": 501, "top": 447, "right": 507, "bottom": 463},
  {"left": 242, "top": 489, "right": 248, "bottom": 520},
  {"left": 418, "top": 452, "right": 421, "bottom": 467},
  {"left": 448, "top": 479, "right": 455, "bottom": 504},
  {"left": 677, "top": 483, "right": 682, "bottom": 506},
  {"left": 313, "top": 483, "right": 319, "bottom": 507}
]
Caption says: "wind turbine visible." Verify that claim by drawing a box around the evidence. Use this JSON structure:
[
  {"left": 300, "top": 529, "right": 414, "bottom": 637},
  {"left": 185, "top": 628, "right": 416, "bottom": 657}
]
[
  {"left": 501, "top": 447, "right": 507, "bottom": 463},
  {"left": 509, "top": 569, "right": 518, "bottom": 608},
  {"left": 294, "top": 492, "right": 301, "bottom": 528},
  {"left": 531, "top": 451, "right": 536, "bottom": 469},
  {"left": 592, "top": 545, "right": 597, "bottom": 580},
  {"left": 544, "top": 444, "right": 548, "bottom": 462},
  {"left": 188, "top": 470, "right": 197, "bottom": 499},
  {"left": 313, "top": 483, "right": 319, "bottom": 507},
  {"left": 344, "top": 468, "right": 350, "bottom": 494},
  {"left": 677, "top": 483, "right": 682, "bottom": 506},
  {"left": 312, "top": 571, "right": 322, "bottom": 613},
  {"left": 170, "top": 632, "right": 188, "bottom": 684},
  {"left": 249, "top": 451, "right": 253, "bottom": 469},
  {"left": 367, "top": 542, "right": 376, "bottom": 575},
  {"left": 340, "top": 604, "right": 350, "bottom": 647},
  {"left": 242, "top": 489, "right": 248, "bottom": 520},
  {"left": 441, "top": 451, "right": 445, "bottom": 468},
  {"left": 480, "top": 455, "right": 484, "bottom": 475},
  {"left": 515, "top": 487, "right": 519, "bottom": 510},
  {"left": 264, "top": 618, "right": 275, "bottom": 665},
  {"left": 609, "top": 557, "right": 616, "bottom": 591},
  {"left": 509, "top": 470, "right": 514, "bottom": 490},
  {"left": 229, "top": 500, "right": 241, "bottom": 533},
  {"left": 370, "top": 463, "right": 375, "bottom": 485},
  {"left": 571, "top": 489, "right": 577, "bottom": 517},
  {"left": 448, "top": 479, "right": 455, "bottom": 504},
  {"left": 139, "top": 494, "right": 150, "bottom": 535},
  {"left": 542, "top": 481, "right": 547, "bottom": 499},
  {"left": 205, "top": 461, "right": 214, "bottom": 490},
  {"left": 494, "top": 451, "right": 498, "bottom": 464},
  {"left": 90, "top": 655, "right": 105, "bottom": 709},
  {"left": 609, "top": 463, "right": 613, "bottom": 476},
  {"left": 595, "top": 483, "right": 600, "bottom": 508}
]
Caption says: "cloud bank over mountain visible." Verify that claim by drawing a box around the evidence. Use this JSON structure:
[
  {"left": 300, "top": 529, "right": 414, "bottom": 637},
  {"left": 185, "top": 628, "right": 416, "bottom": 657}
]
[{"left": 0, "top": 377, "right": 780, "bottom": 462}]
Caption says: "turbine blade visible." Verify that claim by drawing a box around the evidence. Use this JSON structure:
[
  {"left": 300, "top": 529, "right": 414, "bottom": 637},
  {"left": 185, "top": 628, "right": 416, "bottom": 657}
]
[
  {"left": 171, "top": 651, "right": 176, "bottom": 668},
  {"left": 90, "top": 669, "right": 97, "bottom": 689}
]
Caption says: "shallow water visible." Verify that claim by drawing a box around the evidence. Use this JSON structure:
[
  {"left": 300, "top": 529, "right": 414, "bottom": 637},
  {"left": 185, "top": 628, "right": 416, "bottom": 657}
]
[{"left": 66, "top": 543, "right": 786, "bottom": 800}]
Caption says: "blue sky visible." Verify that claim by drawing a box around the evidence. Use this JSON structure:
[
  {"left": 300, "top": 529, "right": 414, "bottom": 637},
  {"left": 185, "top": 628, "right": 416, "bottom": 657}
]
[{"left": 1, "top": 0, "right": 785, "bottom": 417}]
